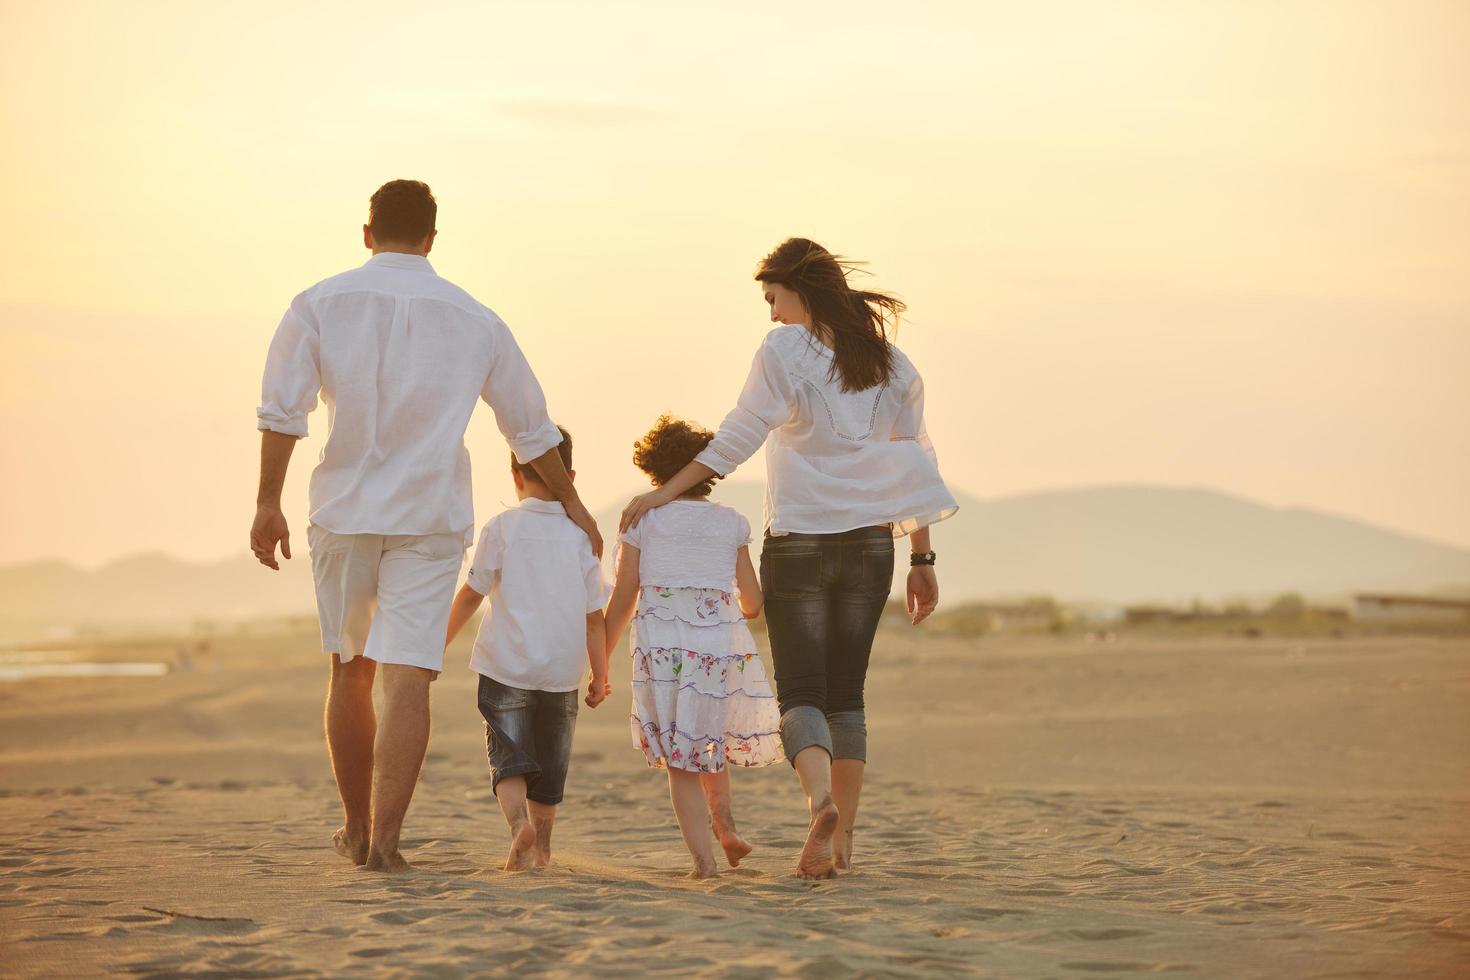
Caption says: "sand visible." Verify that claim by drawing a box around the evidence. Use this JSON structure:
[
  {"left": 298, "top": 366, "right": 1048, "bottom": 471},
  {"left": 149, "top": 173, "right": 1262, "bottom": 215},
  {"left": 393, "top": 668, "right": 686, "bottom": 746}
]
[{"left": 2, "top": 626, "right": 1468, "bottom": 977}]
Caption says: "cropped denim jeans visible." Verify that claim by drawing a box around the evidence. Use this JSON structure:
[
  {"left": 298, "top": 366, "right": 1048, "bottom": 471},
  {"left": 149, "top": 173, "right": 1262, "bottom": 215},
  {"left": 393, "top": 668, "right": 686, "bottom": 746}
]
[{"left": 759, "top": 526, "right": 894, "bottom": 764}]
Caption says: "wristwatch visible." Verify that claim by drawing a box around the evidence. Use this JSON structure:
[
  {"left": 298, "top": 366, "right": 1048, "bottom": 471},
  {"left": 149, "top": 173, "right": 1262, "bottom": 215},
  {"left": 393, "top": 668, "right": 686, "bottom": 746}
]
[{"left": 910, "top": 551, "right": 937, "bottom": 567}]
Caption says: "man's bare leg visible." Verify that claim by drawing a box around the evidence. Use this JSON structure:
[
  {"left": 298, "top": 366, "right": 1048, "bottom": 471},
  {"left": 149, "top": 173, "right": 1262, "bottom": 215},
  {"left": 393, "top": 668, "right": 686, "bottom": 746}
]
[
  {"left": 527, "top": 800, "right": 556, "bottom": 868},
  {"left": 699, "top": 769, "right": 752, "bottom": 867},
  {"left": 326, "top": 654, "right": 376, "bottom": 865},
  {"left": 669, "top": 769, "right": 718, "bottom": 878},
  {"left": 831, "top": 759, "right": 864, "bottom": 870},
  {"left": 364, "top": 663, "right": 432, "bottom": 873},
  {"left": 496, "top": 776, "right": 539, "bottom": 871},
  {"left": 792, "top": 746, "right": 839, "bottom": 880}
]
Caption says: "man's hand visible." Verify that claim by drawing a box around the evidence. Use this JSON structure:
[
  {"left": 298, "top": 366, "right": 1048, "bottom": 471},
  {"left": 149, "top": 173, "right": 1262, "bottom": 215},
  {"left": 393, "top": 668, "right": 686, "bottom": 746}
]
[
  {"left": 585, "top": 677, "right": 611, "bottom": 708},
  {"left": 620, "top": 485, "right": 675, "bottom": 533},
  {"left": 565, "top": 498, "right": 604, "bottom": 559},
  {"left": 251, "top": 504, "right": 292, "bottom": 570},
  {"left": 906, "top": 566, "right": 938, "bottom": 625}
]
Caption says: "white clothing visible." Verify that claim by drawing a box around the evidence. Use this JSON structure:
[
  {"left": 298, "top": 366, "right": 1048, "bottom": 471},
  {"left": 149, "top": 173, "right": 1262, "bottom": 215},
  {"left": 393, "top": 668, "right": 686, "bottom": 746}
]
[
  {"left": 256, "top": 252, "right": 563, "bottom": 545},
  {"left": 615, "top": 500, "right": 751, "bottom": 590},
  {"left": 306, "top": 525, "right": 464, "bottom": 675},
  {"left": 467, "top": 498, "right": 610, "bottom": 694},
  {"left": 618, "top": 501, "right": 780, "bottom": 772},
  {"left": 693, "top": 324, "right": 958, "bottom": 537}
]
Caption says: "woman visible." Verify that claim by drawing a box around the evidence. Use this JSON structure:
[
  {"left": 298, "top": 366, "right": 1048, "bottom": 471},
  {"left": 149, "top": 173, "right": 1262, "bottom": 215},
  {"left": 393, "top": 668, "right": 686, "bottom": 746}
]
[{"left": 620, "top": 238, "right": 957, "bottom": 879}]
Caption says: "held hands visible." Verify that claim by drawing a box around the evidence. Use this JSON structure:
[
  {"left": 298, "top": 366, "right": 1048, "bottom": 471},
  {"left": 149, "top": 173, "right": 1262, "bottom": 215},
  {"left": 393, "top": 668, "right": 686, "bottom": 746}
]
[
  {"left": 906, "top": 565, "right": 939, "bottom": 625},
  {"left": 585, "top": 676, "right": 612, "bottom": 708},
  {"left": 620, "top": 485, "right": 676, "bottom": 533},
  {"left": 250, "top": 504, "right": 292, "bottom": 570}
]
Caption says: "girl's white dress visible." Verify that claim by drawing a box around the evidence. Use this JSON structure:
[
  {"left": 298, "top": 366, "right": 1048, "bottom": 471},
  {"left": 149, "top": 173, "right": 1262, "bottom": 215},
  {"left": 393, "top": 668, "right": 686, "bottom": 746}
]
[{"left": 617, "top": 499, "right": 782, "bottom": 772}]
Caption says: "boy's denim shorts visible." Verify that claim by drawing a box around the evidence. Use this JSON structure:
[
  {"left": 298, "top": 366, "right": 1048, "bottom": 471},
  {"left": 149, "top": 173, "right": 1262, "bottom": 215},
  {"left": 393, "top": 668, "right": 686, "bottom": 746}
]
[{"left": 477, "top": 675, "right": 580, "bottom": 806}]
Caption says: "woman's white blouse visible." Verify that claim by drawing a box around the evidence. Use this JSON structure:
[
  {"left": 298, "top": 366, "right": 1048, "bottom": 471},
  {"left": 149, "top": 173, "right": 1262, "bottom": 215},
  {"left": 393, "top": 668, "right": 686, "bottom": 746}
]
[{"left": 693, "top": 325, "right": 958, "bottom": 538}]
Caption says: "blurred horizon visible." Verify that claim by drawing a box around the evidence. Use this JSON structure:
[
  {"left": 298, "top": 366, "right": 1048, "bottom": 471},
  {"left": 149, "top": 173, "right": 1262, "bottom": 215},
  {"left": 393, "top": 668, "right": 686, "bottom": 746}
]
[{"left": 2, "top": 1, "right": 1467, "bottom": 567}]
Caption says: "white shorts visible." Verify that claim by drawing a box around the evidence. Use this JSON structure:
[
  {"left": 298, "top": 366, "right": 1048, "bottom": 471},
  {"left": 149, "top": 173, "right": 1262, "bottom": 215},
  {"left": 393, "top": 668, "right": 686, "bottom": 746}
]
[{"left": 306, "top": 525, "right": 465, "bottom": 675}]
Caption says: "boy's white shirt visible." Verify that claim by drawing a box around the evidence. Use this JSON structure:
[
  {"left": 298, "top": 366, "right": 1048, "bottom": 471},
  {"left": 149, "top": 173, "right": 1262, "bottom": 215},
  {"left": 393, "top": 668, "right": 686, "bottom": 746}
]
[{"left": 468, "top": 498, "right": 610, "bottom": 693}]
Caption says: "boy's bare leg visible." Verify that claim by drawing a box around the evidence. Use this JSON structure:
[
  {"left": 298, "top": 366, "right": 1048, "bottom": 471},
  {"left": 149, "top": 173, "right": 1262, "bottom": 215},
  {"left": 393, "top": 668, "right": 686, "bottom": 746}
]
[
  {"left": 364, "top": 663, "right": 432, "bottom": 873},
  {"left": 496, "top": 776, "right": 539, "bottom": 871},
  {"left": 699, "top": 768, "right": 752, "bottom": 867},
  {"left": 792, "top": 746, "right": 839, "bottom": 880},
  {"left": 527, "top": 800, "right": 556, "bottom": 868},
  {"left": 326, "top": 654, "right": 376, "bottom": 865},
  {"left": 668, "top": 769, "right": 718, "bottom": 878},
  {"left": 831, "top": 759, "right": 865, "bottom": 870}
]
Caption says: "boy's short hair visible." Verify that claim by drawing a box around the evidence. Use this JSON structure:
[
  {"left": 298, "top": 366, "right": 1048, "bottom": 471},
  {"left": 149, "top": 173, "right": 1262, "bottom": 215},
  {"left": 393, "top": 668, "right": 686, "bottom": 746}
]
[
  {"left": 511, "top": 426, "right": 572, "bottom": 482},
  {"left": 633, "top": 415, "right": 721, "bottom": 498},
  {"left": 368, "top": 179, "right": 437, "bottom": 243}
]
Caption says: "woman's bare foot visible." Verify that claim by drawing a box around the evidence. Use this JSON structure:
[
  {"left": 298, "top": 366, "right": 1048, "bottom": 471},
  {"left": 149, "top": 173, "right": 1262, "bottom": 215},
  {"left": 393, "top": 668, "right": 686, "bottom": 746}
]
[
  {"left": 795, "top": 797, "right": 839, "bottom": 880},
  {"left": 504, "top": 822, "right": 538, "bottom": 872},
  {"left": 833, "top": 827, "right": 854, "bottom": 870},
  {"left": 688, "top": 856, "right": 719, "bottom": 880},
  {"left": 363, "top": 848, "right": 411, "bottom": 874},
  {"left": 717, "top": 828, "right": 753, "bottom": 868},
  {"left": 333, "top": 826, "right": 369, "bottom": 866}
]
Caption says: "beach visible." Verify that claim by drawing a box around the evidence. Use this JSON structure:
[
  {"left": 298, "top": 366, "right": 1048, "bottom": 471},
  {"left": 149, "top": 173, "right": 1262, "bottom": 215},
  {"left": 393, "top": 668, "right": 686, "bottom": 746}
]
[{"left": 2, "top": 625, "right": 1467, "bottom": 977}]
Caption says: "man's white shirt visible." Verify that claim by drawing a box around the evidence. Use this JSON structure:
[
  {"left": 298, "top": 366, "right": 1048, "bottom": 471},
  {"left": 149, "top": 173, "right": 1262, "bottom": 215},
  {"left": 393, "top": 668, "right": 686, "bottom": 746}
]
[{"left": 256, "top": 252, "right": 562, "bottom": 544}]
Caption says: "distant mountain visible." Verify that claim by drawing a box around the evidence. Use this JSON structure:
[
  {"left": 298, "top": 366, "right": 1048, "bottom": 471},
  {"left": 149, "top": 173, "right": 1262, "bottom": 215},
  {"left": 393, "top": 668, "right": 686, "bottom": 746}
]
[{"left": 4, "top": 485, "right": 1469, "bottom": 638}]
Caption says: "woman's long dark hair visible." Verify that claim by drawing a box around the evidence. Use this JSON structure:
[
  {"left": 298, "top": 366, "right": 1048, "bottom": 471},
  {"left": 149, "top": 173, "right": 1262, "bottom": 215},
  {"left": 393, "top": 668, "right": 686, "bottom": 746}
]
[{"left": 755, "top": 238, "right": 903, "bottom": 392}]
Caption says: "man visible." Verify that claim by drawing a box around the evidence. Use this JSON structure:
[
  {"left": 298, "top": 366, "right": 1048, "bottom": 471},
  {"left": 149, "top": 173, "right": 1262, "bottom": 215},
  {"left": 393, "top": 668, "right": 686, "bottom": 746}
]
[{"left": 250, "top": 180, "right": 601, "bottom": 873}]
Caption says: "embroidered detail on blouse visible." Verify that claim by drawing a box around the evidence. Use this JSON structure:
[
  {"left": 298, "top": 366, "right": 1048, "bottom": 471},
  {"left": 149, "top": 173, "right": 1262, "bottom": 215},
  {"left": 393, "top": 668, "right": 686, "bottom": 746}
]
[{"left": 791, "top": 370, "right": 890, "bottom": 442}]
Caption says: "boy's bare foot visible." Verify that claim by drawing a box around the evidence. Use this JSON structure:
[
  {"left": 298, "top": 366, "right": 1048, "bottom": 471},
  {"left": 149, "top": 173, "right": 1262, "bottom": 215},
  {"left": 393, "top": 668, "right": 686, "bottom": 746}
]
[
  {"left": 363, "top": 848, "right": 411, "bottom": 874},
  {"left": 833, "top": 827, "right": 854, "bottom": 870},
  {"left": 795, "top": 797, "right": 839, "bottom": 880},
  {"left": 688, "top": 857, "right": 719, "bottom": 879},
  {"left": 333, "top": 826, "right": 369, "bottom": 866},
  {"left": 717, "top": 828, "right": 753, "bottom": 868},
  {"left": 504, "top": 823, "right": 538, "bottom": 872}
]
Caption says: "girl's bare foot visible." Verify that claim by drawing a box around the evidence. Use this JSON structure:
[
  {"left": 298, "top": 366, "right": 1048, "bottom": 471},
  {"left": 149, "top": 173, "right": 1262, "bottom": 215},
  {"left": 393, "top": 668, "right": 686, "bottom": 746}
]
[
  {"left": 833, "top": 827, "right": 854, "bottom": 870},
  {"left": 795, "top": 797, "right": 839, "bottom": 880},
  {"left": 333, "top": 826, "right": 369, "bottom": 866},
  {"left": 717, "top": 828, "right": 753, "bottom": 868},
  {"left": 688, "top": 856, "right": 719, "bottom": 879},
  {"left": 363, "top": 848, "right": 411, "bottom": 874},
  {"left": 504, "top": 822, "right": 538, "bottom": 872}
]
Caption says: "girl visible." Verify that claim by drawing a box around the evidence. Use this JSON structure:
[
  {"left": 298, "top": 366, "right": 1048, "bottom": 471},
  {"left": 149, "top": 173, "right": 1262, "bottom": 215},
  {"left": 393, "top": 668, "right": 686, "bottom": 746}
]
[
  {"left": 604, "top": 415, "right": 783, "bottom": 879},
  {"left": 621, "top": 239, "right": 956, "bottom": 879}
]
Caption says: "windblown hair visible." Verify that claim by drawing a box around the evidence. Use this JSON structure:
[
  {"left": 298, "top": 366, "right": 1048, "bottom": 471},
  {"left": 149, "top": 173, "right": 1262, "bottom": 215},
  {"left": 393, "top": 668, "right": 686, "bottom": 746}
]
[
  {"left": 633, "top": 415, "right": 721, "bottom": 498},
  {"left": 368, "top": 179, "right": 437, "bottom": 244},
  {"left": 510, "top": 425, "right": 572, "bottom": 482},
  {"left": 755, "top": 238, "right": 903, "bottom": 392}
]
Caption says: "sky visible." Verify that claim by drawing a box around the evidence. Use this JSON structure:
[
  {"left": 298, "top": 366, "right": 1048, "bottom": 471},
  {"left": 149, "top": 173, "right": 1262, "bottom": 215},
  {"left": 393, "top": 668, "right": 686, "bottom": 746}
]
[{"left": 1, "top": 0, "right": 1467, "bottom": 568}]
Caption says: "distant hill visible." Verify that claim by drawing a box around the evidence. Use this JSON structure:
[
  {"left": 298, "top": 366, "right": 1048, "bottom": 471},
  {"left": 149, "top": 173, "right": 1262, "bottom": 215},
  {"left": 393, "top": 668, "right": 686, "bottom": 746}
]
[{"left": 4, "top": 484, "right": 1469, "bottom": 639}]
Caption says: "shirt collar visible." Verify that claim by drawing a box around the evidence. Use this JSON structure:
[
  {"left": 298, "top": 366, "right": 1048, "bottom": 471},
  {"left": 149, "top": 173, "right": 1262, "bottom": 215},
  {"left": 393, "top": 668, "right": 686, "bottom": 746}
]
[
  {"left": 365, "top": 252, "right": 435, "bottom": 273},
  {"left": 517, "top": 498, "right": 566, "bottom": 515}
]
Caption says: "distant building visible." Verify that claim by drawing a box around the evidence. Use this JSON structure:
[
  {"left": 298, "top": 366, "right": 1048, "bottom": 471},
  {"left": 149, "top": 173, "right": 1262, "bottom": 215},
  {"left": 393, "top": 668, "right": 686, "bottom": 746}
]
[{"left": 1352, "top": 593, "right": 1470, "bottom": 623}]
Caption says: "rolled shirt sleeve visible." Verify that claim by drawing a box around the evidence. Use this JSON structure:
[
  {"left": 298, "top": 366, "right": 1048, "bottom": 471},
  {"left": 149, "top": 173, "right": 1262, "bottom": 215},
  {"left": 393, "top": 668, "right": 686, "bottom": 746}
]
[
  {"left": 891, "top": 367, "right": 941, "bottom": 468},
  {"left": 582, "top": 546, "right": 611, "bottom": 613},
  {"left": 256, "top": 294, "right": 321, "bottom": 438},
  {"left": 694, "top": 333, "right": 797, "bottom": 477},
  {"left": 466, "top": 520, "right": 503, "bottom": 596},
  {"left": 481, "top": 315, "right": 564, "bottom": 464}
]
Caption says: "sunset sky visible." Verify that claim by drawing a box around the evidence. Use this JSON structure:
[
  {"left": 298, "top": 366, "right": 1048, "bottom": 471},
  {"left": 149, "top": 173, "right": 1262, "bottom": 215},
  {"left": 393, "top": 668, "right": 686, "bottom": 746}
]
[{"left": 1, "top": 1, "right": 1466, "bottom": 567}]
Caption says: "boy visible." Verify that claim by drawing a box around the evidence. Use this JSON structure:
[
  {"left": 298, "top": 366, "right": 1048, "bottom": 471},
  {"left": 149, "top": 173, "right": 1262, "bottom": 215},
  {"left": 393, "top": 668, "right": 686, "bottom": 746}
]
[{"left": 445, "top": 427, "right": 610, "bottom": 871}]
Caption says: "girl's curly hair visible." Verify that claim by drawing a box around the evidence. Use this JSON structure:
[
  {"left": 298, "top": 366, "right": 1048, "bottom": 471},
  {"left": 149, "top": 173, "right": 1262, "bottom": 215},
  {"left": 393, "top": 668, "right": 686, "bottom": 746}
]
[{"left": 633, "top": 415, "right": 722, "bottom": 497}]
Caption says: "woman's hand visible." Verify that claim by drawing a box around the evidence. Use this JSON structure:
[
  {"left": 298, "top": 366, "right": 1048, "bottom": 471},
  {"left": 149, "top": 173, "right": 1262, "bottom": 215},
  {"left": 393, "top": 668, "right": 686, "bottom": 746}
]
[
  {"left": 906, "top": 566, "right": 938, "bottom": 625},
  {"left": 620, "top": 485, "right": 676, "bottom": 532}
]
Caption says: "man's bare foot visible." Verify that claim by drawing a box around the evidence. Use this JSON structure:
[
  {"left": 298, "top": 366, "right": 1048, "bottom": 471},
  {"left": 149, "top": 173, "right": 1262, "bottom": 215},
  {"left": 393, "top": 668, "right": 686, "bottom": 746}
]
[
  {"left": 363, "top": 848, "right": 411, "bottom": 874},
  {"left": 833, "top": 827, "right": 854, "bottom": 870},
  {"left": 333, "top": 826, "right": 369, "bottom": 866},
  {"left": 717, "top": 828, "right": 753, "bottom": 868},
  {"left": 795, "top": 797, "right": 839, "bottom": 880},
  {"left": 504, "top": 823, "right": 538, "bottom": 872},
  {"left": 688, "top": 857, "right": 719, "bottom": 880}
]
